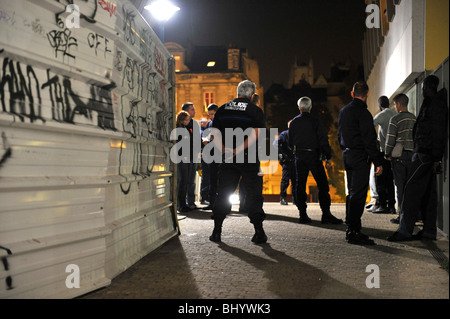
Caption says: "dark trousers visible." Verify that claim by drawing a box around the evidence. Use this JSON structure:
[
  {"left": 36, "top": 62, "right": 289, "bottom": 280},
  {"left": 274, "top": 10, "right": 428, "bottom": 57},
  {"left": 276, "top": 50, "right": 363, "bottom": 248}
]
[
  {"left": 177, "top": 162, "right": 196, "bottom": 209},
  {"left": 398, "top": 153, "right": 438, "bottom": 238},
  {"left": 187, "top": 162, "right": 197, "bottom": 206},
  {"left": 280, "top": 161, "right": 297, "bottom": 204},
  {"left": 212, "top": 163, "right": 265, "bottom": 225},
  {"left": 375, "top": 155, "right": 396, "bottom": 208},
  {"left": 343, "top": 149, "right": 371, "bottom": 232},
  {"left": 208, "top": 162, "right": 219, "bottom": 206},
  {"left": 390, "top": 151, "right": 413, "bottom": 213},
  {"left": 200, "top": 160, "right": 210, "bottom": 201},
  {"left": 295, "top": 151, "right": 331, "bottom": 214}
]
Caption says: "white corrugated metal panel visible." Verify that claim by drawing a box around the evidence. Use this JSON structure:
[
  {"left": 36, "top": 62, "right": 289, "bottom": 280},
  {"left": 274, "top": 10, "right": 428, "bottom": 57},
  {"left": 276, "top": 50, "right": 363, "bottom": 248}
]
[{"left": 0, "top": 0, "right": 177, "bottom": 298}]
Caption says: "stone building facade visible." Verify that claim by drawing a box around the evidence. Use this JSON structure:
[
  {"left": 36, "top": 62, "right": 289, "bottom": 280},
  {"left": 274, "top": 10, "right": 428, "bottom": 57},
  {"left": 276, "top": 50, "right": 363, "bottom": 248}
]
[{"left": 165, "top": 42, "right": 264, "bottom": 119}]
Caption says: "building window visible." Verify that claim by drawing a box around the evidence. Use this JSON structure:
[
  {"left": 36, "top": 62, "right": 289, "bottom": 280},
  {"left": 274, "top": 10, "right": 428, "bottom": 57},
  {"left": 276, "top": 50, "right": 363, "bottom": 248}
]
[
  {"left": 174, "top": 55, "right": 181, "bottom": 72},
  {"left": 204, "top": 92, "right": 214, "bottom": 108}
]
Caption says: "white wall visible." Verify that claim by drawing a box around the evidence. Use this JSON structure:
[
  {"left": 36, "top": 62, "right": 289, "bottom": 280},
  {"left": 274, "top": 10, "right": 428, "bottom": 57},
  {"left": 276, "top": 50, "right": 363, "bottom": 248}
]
[
  {"left": 366, "top": 0, "right": 425, "bottom": 113},
  {"left": 0, "top": 0, "right": 177, "bottom": 298}
]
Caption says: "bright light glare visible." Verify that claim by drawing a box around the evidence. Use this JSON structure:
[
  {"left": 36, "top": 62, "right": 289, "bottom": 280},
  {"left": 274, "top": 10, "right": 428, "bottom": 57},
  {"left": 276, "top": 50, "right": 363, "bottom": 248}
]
[
  {"left": 229, "top": 194, "right": 240, "bottom": 205},
  {"left": 145, "top": 0, "right": 180, "bottom": 22},
  {"left": 207, "top": 61, "right": 216, "bottom": 67}
]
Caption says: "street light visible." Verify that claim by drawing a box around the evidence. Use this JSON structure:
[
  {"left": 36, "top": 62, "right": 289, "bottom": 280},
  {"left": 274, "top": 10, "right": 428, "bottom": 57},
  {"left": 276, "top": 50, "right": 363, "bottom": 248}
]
[{"left": 145, "top": 0, "right": 180, "bottom": 42}]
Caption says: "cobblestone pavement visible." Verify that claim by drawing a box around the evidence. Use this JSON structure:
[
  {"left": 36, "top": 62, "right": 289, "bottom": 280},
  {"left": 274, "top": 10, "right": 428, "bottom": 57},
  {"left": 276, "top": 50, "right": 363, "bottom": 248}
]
[{"left": 81, "top": 203, "right": 449, "bottom": 300}]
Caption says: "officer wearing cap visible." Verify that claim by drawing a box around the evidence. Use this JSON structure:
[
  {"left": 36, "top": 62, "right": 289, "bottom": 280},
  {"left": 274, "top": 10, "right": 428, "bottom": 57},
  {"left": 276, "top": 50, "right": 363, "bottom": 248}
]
[
  {"left": 209, "top": 80, "right": 267, "bottom": 244},
  {"left": 289, "top": 96, "right": 342, "bottom": 225}
]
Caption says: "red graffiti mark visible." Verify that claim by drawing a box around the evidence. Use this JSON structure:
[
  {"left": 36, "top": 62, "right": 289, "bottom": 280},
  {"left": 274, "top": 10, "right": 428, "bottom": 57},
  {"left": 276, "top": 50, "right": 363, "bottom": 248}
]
[
  {"left": 99, "top": 0, "right": 117, "bottom": 17},
  {"left": 153, "top": 46, "right": 166, "bottom": 78}
]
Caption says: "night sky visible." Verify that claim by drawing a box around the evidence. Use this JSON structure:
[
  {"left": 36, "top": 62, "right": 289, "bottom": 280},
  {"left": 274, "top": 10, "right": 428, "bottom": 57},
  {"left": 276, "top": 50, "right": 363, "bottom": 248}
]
[{"left": 163, "top": 0, "right": 368, "bottom": 91}]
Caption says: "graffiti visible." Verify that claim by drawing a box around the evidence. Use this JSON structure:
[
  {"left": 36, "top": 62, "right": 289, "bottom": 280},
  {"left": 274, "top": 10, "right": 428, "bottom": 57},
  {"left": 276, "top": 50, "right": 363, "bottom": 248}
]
[
  {"left": 24, "top": 18, "right": 46, "bottom": 37},
  {"left": 0, "top": 246, "right": 13, "bottom": 290},
  {"left": 41, "top": 69, "right": 116, "bottom": 129},
  {"left": 0, "top": 0, "right": 177, "bottom": 298},
  {"left": 0, "top": 9, "right": 16, "bottom": 26},
  {"left": 153, "top": 45, "right": 166, "bottom": 78},
  {"left": 116, "top": 49, "right": 172, "bottom": 194},
  {"left": 0, "top": 55, "right": 45, "bottom": 123},
  {"left": 47, "top": 19, "right": 78, "bottom": 61},
  {"left": 156, "top": 80, "right": 170, "bottom": 141},
  {"left": 145, "top": 71, "right": 159, "bottom": 104},
  {"left": 118, "top": 51, "right": 170, "bottom": 140},
  {"left": 0, "top": 54, "right": 116, "bottom": 130},
  {"left": 122, "top": 7, "right": 136, "bottom": 46},
  {"left": 114, "top": 49, "right": 123, "bottom": 72},
  {"left": 55, "top": 0, "right": 98, "bottom": 24},
  {"left": 1, "top": 1, "right": 174, "bottom": 200},
  {"left": 139, "top": 29, "right": 154, "bottom": 65},
  {"left": 122, "top": 57, "right": 140, "bottom": 92},
  {"left": 0, "top": 132, "right": 12, "bottom": 169},
  {"left": 118, "top": 97, "right": 159, "bottom": 194},
  {"left": 87, "top": 32, "right": 112, "bottom": 58},
  {"left": 99, "top": 0, "right": 117, "bottom": 17}
]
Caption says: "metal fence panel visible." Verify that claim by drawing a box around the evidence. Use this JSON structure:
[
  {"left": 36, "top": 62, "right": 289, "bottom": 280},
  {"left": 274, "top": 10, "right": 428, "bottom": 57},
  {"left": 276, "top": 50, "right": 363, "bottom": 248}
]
[{"left": 0, "top": 0, "right": 177, "bottom": 298}]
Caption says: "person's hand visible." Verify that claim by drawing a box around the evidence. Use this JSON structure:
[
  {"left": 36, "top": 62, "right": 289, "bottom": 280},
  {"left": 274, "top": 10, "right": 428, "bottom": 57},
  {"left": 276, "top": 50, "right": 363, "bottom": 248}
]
[
  {"left": 325, "top": 159, "right": 332, "bottom": 169},
  {"left": 375, "top": 166, "right": 383, "bottom": 176}
]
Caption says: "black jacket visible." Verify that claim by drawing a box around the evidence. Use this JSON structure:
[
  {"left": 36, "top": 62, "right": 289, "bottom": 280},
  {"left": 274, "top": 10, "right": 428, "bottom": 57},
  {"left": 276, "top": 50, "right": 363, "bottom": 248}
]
[
  {"left": 212, "top": 97, "right": 266, "bottom": 163},
  {"left": 288, "top": 112, "right": 332, "bottom": 160},
  {"left": 413, "top": 88, "right": 448, "bottom": 162},
  {"left": 338, "top": 98, "right": 381, "bottom": 167},
  {"left": 275, "top": 130, "right": 294, "bottom": 164}
]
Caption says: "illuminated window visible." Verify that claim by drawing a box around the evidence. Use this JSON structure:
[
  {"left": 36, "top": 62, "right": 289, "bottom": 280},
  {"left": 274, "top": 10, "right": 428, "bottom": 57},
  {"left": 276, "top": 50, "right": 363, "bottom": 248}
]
[
  {"left": 174, "top": 55, "right": 181, "bottom": 72},
  {"left": 204, "top": 92, "right": 214, "bottom": 107}
]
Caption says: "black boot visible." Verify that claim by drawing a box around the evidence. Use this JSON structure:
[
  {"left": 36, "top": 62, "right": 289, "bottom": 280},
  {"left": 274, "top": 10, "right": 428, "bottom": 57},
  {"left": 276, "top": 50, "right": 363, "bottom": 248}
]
[
  {"left": 321, "top": 211, "right": 343, "bottom": 224},
  {"left": 280, "top": 198, "right": 288, "bottom": 205},
  {"left": 209, "top": 220, "right": 222, "bottom": 242},
  {"left": 346, "top": 228, "right": 375, "bottom": 245},
  {"left": 299, "top": 211, "right": 312, "bottom": 224},
  {"left": 251, "top": 223, "right": 267, "bottom": 244}
]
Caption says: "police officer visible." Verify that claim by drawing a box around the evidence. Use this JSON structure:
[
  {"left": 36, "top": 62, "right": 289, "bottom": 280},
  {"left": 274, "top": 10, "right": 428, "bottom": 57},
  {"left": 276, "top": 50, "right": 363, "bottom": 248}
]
[
  {"left": 289, "top": 97, "right": 342, "bottom": 225},
  {"left": 209, "top": 80, "right": 267, "bottom": 244},
  {"left": 338, "top": 81, "right": 382, "bottom": 245},
  {"left": 274, "top": 121, "right": 296, "bottom": 206}
]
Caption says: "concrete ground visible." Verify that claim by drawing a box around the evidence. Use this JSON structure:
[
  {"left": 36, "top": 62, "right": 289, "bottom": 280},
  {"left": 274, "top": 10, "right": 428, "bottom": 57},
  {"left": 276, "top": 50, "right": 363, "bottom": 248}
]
[{"left": 80, "top": 202, "right": 448, "bottom": 301}]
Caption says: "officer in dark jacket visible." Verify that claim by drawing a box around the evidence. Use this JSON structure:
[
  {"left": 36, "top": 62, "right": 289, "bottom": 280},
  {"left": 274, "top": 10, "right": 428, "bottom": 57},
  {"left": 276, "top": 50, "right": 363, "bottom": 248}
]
[
  {"left": 388, "top": 75, "right": 449, "bottom": 241},
  {"left": 289, "top": 97, "right": 342, "bottom": 225},
  {"left": 338, "top": 82, "right": 383, "bottom": 245},
  {"left": 274, "top": 122, "right": 297, "bottom": 206},
  {"left": 209, "top": 80, "right": 267, "bottom": 244}
]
